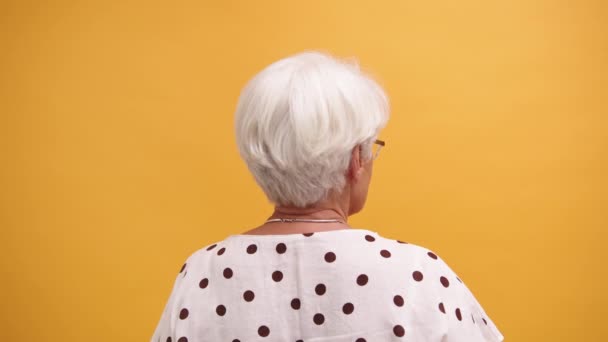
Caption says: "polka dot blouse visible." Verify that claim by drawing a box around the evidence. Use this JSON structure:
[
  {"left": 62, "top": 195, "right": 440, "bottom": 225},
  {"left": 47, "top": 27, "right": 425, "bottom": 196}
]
[{"left": 151, "top": 228, "right": 504, "bottom": 342}]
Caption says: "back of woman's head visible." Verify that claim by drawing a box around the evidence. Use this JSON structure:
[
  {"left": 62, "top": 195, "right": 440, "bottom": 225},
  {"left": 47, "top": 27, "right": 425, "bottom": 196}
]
[{"left": 235, "top": 51, "right": 390, "bottom": 208}]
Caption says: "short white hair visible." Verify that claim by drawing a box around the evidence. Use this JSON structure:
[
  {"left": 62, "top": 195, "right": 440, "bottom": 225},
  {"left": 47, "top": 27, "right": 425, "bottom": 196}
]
[{"left": 234, "top": 51, "right": 390, "bottom": 207}]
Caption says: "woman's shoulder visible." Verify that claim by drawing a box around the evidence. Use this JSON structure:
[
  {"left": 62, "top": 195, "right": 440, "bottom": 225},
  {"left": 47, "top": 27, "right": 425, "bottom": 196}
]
[
  {"left": 373, "top": 232, "right": 504, "bottom": 341},
  {"left": 372, "top": 231, "right": 444, "bottom": 262}
]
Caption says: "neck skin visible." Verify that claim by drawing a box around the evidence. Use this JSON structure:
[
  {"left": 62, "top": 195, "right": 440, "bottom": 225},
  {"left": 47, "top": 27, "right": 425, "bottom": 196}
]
[{"left": 242, "top": 187, "right": 353, "bottom": 235}]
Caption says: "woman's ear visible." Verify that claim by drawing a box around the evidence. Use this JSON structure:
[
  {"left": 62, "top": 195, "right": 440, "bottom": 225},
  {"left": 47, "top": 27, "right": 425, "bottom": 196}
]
[{"left": 347, "top": 145, "right": 363, "bottom": 181}]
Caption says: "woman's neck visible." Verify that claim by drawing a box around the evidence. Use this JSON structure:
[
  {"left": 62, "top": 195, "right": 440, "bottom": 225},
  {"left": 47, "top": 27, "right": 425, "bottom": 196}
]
[
  {"left": 241, "top": 201, "right": 351, "bottom": 235},
  {"left": 269, "top": 207, "right": 348, "bottom": 222}
]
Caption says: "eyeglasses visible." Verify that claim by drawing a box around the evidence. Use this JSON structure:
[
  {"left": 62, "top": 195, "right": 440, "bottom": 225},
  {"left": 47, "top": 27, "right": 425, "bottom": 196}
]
[{"left": 372, "top": 139, "right": 385, "bottom": 161}]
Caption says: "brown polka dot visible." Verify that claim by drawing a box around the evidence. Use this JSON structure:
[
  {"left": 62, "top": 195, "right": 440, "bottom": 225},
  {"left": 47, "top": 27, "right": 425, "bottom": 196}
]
[
  {"left": 324, "top": 252, "right": 336, "bottom": 263},
  {"left": 177, "top": 337, "right": 187, "bottom": 342},
  {"left": 166, "top": 337, "right": 172, "bottom": 342},
  {"left": 179, "top": 263, "right": 186, "bottom": 273},
  {"left": 276, "top": 243, "right": 287, "bottom": 254},
  {"left": 427, "top": 251, "right": 438, "bottom": 259},
  {"left": 217, "top": 247, "right": 226, "bottom": 255},
  {"left": 356, "top": 274, "right": 368, "bottom": 286},
  {"left": 313, "top": 313, "right": 325, "bottom": 325},
  {"left": 393, "top": 295, "right": 404, "bottom": 307},
  {"left": 412, "top": 271, "right": 423, "bottom": 281},
  {"left": 342, "top": 302, "right": 354, "bottom": 314},
  {"left": 315, "top": 283, "right": 326, "bottom": 295},
  {"left": 438, "top": 302, "right": 446, "bottom": 314},
  {"left": 365, "top": 235, "right": 375, "bottom": 242},
  {"left": 356, "top": 339, "right": 366, "bottom": 342},
  {"left": 291, "top": 298, "right": 301, "bottom": 310},
  {"left": 206, "top": 244, "right": 217, "bottom": 251},
  {"left": 440, "top": 276, "right": 450, "bottom": 287},
  {"left": 272, "top": 270, "right": 283, "bottom": 282},
  {"left": 232, "top": 339, "right": 240, "bottom": 342},
  {"left": 296, "top": 340, "right": 302, "bottom": 342},
  {"left": 247, "top": 244, "right": 257, "bottom": 254},
  {"left": 258, "top": 325, "right": 270, "bottom": 337},
  {"left": 380, "top": 249, "right": 391, "bottom": 258},
  {"left": 455, "top": 308, "right": 462, "bottom": 321},
  {"left": 243, "top": 290, "right": 255, "bottom": 302},
  {"left": 303, "top": 232, "right": 314, "bottom": 237},
  {"left": 199, "top": 278, "right": 209, "bottom": 289},
  {"left": 223, "top": 268, "right": 233, "bottom": 279},
  {"left": 483, "top": 318, "right": 488, "bottom": 325},
  {"left": 393, "top": 324, "right": 405, "bottom": 337},
  {"left": 216, "top": 304, "right": 226, "bottom": 316},
  {"left": 179, "top": 308, "right": 189, "bottom": 319}
]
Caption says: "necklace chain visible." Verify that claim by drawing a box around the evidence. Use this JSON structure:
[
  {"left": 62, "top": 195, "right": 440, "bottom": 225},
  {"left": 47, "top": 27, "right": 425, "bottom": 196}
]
[{"left": 265, "top": 218, "right": 346, "bottom": 224}]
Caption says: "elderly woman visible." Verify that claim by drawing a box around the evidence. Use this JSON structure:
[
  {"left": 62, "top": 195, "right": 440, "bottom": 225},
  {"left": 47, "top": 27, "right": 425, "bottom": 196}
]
[{"left": 151, "top": 51, "right": 504, "bottom": 342}]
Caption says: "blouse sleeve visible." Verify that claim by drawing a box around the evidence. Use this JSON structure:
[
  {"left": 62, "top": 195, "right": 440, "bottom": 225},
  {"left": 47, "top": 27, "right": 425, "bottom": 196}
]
[
  {"left": 460, "top": 279, "right": 505, "bottom": 341},
  {"left": 434, "top": 252, "right": 505, "bottom": 342},
  {"left": 150, "top": 256, "right": 191, "bottom": 342}
]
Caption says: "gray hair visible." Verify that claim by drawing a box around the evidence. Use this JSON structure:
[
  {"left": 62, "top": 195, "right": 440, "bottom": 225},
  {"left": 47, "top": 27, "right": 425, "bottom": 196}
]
[{"left": 234, "top": 51, "right": 390, "bottom": 207}]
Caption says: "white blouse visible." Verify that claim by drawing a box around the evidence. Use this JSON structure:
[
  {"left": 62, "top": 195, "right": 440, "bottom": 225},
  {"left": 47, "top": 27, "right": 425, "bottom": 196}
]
[{"left": 151, "top": 228, "right": 504, "bottom": 342}]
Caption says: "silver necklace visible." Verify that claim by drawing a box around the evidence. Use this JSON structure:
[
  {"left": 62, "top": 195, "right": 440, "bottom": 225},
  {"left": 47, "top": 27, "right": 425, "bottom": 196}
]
[{"left": 265, "top": 218, "right": 346, "bottom": 224}]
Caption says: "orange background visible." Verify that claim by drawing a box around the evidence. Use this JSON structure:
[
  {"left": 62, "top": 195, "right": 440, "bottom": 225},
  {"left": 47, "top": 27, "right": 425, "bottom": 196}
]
[{"left": 1, "top": 0, "right": 607, "bottom": 341}]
